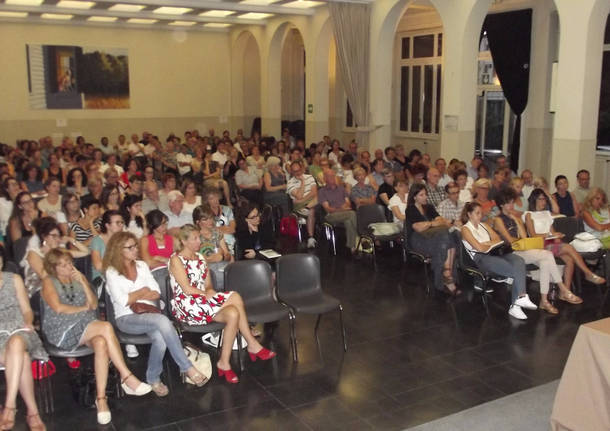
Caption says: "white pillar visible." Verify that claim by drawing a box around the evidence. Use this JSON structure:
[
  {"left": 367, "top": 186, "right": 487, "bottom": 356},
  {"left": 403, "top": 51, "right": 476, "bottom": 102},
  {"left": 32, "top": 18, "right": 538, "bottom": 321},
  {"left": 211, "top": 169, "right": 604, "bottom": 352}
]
[
  {"left": 433, "top": 0, "right": 492, "bottom": 163},
  {"left": 550, "top": 0, "right": 610, "bottom": 184}
]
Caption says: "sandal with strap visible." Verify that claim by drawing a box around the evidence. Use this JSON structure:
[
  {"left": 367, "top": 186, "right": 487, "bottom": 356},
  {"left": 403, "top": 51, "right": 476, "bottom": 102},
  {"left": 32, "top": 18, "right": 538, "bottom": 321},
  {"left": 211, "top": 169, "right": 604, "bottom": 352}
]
[
  {"left": 539, "top": 300, "right": 559, "bottom": 315},
  {"left": 558, "top": 291, "right": 583, "bottom": 305},
  {"left": 26, "top": 412, "right": 46, "bottom": 431},
  {"left": 217, "top": 367, "right": 239, "bottom": 384},
  {"left": 184, "top": 368, "right": 208, "bottom": 387},
  {"left": 586, "top": 272, "right": 606, "bottom": 285},
  {"left": 0, "top": 406, "right": 16, "bottom": 431}
]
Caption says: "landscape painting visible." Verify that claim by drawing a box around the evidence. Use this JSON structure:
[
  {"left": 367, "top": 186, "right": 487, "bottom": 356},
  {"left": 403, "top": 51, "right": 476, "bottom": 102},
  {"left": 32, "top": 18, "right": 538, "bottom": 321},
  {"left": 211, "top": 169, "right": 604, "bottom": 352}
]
[{"left": 27, "top": 44, "right": 130, "bottom": 110}]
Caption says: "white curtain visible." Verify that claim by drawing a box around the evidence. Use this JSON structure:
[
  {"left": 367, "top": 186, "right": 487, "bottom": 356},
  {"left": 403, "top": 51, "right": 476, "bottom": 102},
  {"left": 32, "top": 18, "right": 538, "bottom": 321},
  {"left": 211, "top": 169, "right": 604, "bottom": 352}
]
[{"left": 329, "top": 1, "right": 371, "bottom": 147}]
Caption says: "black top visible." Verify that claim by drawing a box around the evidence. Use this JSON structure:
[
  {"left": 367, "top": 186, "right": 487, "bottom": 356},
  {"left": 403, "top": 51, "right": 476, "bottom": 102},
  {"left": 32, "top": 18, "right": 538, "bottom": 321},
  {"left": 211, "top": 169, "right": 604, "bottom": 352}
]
[
  {"left": 498, "top": 213, "right": 519, "bottom": 240},
  {"left": 377, "top": 183, "right": 395, "bottom": 205},
  {"left": 553, "top": 192, "right": 575, "bottom": 217},
  {"left": 235, "top": 225, "right": 274, "bottom": 259},
  {"left": 405, "top": 204, "right": 439, "bottom": 237}
]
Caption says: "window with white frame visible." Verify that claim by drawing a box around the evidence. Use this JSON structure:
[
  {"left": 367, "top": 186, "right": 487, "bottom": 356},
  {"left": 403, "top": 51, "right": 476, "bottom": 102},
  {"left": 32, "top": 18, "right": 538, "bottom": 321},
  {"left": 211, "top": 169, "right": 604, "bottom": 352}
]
[
  {"left": 596, "top": 17, "right": 610, "bottom": 150},
  {"left": 396, "top": 30, "right": 442, "bottom": 135}
]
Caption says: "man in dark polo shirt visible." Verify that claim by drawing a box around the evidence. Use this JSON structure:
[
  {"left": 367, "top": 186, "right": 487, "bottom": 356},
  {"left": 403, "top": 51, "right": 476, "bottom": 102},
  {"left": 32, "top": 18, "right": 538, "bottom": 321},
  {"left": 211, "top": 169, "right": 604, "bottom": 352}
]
[{"left": 318, "top": 170, "right": 358, "bottom": 254}]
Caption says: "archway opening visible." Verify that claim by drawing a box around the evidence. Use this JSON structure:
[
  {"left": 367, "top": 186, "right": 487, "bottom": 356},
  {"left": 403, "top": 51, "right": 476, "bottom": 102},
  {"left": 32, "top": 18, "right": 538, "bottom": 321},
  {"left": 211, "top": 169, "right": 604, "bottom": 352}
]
[{"left": 281, "top": 28, "right": 305, "bottom": 140}]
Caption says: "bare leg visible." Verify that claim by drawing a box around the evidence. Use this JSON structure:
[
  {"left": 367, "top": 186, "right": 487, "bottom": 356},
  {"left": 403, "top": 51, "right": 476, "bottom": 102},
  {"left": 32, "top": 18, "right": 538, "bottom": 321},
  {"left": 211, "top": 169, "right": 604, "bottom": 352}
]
[
  {"left": 219, "top": 293, "right": 264, "bottom": 353},
  {"left": 307, "top": 210, "right": 315, "bottom": 238},
  {"left": 17, "top": 351, "right": 39, "bottom": 417},
  {"left": 89, "top": 335, "right": 109, "bottom": 413},
  {"left": 2, "top": 335, "right": 27, "bottom": 410},
  {"left": 560, "top": 244, "right": 601, "bottom": 277},
  {"left": 80, "top": 321, "right": 142, "bottom": 390},
  {"left": 212, "top": 305, "right": 238, "bottom": 370},
  {"left": 220, "top": 180, "right": 232, "bottom": 207},
  {"left": 561, "top": 254, "right": 575, "bottom": 289}
]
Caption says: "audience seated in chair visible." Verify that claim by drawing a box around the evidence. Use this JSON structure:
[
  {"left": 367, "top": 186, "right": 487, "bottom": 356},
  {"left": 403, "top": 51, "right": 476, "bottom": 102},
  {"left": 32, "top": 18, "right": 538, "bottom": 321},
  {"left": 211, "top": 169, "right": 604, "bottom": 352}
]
[{"left": 319, "top": 170, "right": 358, "bottom": 254}]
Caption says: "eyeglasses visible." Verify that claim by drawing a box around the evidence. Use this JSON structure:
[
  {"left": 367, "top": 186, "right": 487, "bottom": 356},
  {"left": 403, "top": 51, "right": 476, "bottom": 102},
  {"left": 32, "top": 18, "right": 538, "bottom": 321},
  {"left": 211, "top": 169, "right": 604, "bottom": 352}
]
[
  {"left": 123, "top": 244, "right": 138, "bottom": 250},
  {"left": 246, "top": 213, "right": 260, "bottom": 220},
  {"left": 48, "top": 233, "right": 60, "bottom": 238},
  {"left": 20, "top": 198, "right": 33, "bottom": 204}
]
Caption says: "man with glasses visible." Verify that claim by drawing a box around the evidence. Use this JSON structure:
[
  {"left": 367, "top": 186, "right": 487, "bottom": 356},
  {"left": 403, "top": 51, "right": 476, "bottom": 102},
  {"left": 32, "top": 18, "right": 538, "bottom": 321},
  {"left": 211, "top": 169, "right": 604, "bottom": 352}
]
[
  {"left": 287, "top": 161, "right": 317, "bottom": 248},
  {"left": 437, "top": 182, "right": 465, "bottom": 228}
]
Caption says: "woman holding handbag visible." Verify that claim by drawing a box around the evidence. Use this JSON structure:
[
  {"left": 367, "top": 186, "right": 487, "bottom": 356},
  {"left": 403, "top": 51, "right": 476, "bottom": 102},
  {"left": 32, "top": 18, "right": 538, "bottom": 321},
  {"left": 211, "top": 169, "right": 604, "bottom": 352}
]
[
  {"left": 104, "top": 232, "right": 208, "bottom": 399},
  {"left": 493, "top": 189, "right": 580, "bottom": 314},
  {"left": 525, "top": 188, "right": 604, "bottom": 290}
]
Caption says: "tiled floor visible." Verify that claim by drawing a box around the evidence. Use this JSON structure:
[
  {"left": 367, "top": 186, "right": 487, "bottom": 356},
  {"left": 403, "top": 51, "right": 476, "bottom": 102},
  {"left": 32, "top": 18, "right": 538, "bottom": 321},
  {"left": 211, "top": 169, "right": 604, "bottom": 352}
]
[{"left": 9, "top": 244, "right": 610, "bottom": 430}]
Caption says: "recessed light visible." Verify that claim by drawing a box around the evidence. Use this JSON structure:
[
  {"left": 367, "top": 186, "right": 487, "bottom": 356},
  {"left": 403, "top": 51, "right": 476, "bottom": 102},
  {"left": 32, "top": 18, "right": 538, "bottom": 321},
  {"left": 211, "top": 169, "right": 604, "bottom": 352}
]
[
  {"left": 41, "top": 13, "right": 73, "bottom": 19},
  {"left": 239, "top": 0, "right": 280, "bottom": 5},
  {"left": 199, "top": 10, "right": 234, "bottom": 18},
  {"left": 153, "top": 7, "right": 192, "bottom": 15},
  {"left": 282, "top": 1, "right": 324, "bottom": 8},
  {"left": 88, "top": 15, "right": 117, "bottom": 21},
  {"left": 5, "top": 0, "right": 43, "bottom": 5},
  {"left": 108, "top": 3, "right": 145, "bottom": 12},
  {"left": 0, "top": 10, "right": 28, "bottom": 17},
  {"left": 238, "top": 12, "right": 273, "bottom": 19},
  {"left": 168, "top": 20, "right": 196, "bottom": 26},
  {"left": 204, "top": 23, "right": 231, "bottom": 28},
  {"left": 56, "top": 1, "right": 95, "bottom": 9},
  {"left": 127, "top": 18, "right": 157, "bottom": 24}
]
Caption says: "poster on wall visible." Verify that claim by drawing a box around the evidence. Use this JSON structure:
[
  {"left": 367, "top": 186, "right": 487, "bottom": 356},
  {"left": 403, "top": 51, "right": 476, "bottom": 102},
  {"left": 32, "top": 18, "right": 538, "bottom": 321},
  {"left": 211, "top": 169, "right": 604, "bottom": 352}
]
[{"left": 26, "top": 44, "right": 130, "bottom": 109}]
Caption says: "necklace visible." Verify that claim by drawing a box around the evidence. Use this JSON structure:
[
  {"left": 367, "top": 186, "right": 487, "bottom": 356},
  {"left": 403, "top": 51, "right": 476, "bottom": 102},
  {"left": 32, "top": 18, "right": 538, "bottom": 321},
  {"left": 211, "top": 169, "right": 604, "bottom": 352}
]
[{"left": 59, "top": 280, "right": 76, "bottom": 303}]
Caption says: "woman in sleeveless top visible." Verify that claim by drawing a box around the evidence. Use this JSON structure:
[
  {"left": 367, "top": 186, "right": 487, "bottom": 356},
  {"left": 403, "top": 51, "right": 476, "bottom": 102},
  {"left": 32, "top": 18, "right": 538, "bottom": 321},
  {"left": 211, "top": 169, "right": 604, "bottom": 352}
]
[
  {"left": 461, "top": 201, "right": 538, "bottom": 320},
  {"left": 140, "top": 210, "right": 175, "bottom": 270},
  {"left": 0, "top": 251, "right": 48, "bottom": 430},
  {"left": 525, "top": 188, "right": 604, "bottom": 289},
  {"left": 169, "top": 224, "right": 275, "bottom": 384},
  {"left": 263, "top": 157, "right": 291, "bottom": 216},
  {"left": 552, "top": 175, "right": 579, "bottom": 217},
  {"left": 493, "top": 189, "right": 581, "bottom": 314},
  {"left": 42, "top": 249, "right": 151, "bottom": 425}
]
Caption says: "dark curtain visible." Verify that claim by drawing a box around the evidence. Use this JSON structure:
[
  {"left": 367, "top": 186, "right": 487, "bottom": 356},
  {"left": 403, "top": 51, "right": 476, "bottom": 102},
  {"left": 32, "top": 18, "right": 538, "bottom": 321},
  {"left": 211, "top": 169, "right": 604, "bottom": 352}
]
[{"left": 482, "top": 9, "right": 532, "bottom": 172}]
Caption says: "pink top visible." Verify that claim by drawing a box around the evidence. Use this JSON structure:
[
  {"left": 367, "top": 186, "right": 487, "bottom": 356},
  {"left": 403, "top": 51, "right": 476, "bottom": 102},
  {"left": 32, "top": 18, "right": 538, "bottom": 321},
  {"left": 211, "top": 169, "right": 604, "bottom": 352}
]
[{"left": 148, "top": 234, "right": 173, "bottom": 260}]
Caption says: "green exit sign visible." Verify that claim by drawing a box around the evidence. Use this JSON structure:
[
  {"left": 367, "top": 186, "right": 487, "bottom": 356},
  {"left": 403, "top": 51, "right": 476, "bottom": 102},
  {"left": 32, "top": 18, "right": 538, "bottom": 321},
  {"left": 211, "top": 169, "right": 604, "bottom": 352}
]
[{"left": 307, "top": 104, "right": 313, "bottom": 114}]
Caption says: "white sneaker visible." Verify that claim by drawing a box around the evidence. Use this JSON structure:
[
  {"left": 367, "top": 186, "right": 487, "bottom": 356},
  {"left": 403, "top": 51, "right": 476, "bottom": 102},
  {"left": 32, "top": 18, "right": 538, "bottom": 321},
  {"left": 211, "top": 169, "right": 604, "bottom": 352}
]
[
  {"left": 125, "top": 344, "right": 139, "bottom": 358},
  {"left": 514, "top": 294, "right": 538, "bottom": 310},
  {"left": 307, "top": 237, "right": 317, "bottom": 248},
  {"left": 508, "top": 305, "right": 527, "bottom": 320}
]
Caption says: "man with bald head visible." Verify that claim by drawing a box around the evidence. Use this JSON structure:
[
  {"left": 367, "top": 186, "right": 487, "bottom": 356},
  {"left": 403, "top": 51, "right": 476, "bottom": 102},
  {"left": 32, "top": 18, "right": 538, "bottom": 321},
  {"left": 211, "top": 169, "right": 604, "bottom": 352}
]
[
  {"left": 318, "top": 170, "right": 358, "bottom": 254},
  {"left": 142, "top": 180, "right": 162, "bottom": 214},
  {"left": 425, "top": 167, "right": 447, "bottom": 209}
]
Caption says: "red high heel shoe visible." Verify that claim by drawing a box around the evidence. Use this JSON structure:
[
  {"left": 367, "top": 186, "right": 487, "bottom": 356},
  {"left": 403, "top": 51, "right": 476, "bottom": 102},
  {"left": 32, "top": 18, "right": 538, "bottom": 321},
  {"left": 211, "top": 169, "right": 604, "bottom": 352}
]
[
  {"left": 217, "top": 367, "right": 239, "bottom": 384},
  {"left": 248, "top": 347, "right": 276, "bottom": 362}
]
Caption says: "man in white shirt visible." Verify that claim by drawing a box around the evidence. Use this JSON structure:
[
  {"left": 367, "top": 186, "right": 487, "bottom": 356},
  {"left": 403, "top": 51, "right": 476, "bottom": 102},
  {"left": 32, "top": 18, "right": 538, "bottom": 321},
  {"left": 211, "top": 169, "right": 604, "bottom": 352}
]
[
  {"left": 436, "top": 158, "right": 452, "bottom": 188},
  {"left": 212, "top": 142, "right": 228, "bottom": 167},
  {"left": 521, "top": 169, "right": 534, "bottom": 200},
  {"left": 287, "top": 160, "right": 318, "bottom": 248},
  {"left": 176, "top": 144, "right": 193, "bottom": 177},
  {"left": 163, "top": 191, "right": 191, "bottom": 235}
]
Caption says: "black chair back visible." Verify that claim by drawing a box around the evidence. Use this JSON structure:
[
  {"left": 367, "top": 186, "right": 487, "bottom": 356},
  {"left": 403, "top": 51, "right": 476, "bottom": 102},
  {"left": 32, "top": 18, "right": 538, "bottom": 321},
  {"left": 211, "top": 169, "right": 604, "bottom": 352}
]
[
  {"left": 224, "top": 260, "right": 273, "bottom": 305},
  {"left": 276, "top": 254, "right": 321, "bottom": 298},
  {"left": 356, "top": 204, "right": 388, "bottom": 236},
  {"left": 11, "top": 236, "right": 29, "bottom": 272}
]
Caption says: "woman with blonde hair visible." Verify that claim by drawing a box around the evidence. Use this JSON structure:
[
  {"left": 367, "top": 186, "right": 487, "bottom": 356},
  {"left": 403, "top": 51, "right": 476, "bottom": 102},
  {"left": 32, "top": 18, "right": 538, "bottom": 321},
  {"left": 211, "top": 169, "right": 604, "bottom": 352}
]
[
  {"left": 509, "top": 177, "right": 528, "bottom": 216},
  {"left": 169, "top": 224, "right": 275, "bottom": 384},
  {"left": 104, "top": 232, "right": 207, "bottom": 397},
  {"left": 472, "top": 178, "right": 498, "bottom": 222},
  {"left": 42, "top": 248, "right": 150, "bottom": 425},
  {"left": 582, "top": 187, "right": 610, "bottom": 238}
]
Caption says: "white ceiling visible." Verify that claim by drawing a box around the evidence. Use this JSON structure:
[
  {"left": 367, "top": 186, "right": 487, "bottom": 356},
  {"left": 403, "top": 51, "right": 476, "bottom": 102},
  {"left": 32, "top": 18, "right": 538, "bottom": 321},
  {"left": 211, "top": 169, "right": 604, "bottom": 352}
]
[{"left": 0, "top": 0, "right": 370, "bottom": 31}]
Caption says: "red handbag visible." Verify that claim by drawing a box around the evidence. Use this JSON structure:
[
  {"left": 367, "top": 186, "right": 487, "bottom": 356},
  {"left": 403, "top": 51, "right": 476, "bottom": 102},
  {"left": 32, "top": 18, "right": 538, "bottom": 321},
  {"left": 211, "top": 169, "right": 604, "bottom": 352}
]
[
  {"left": 31, "top": 359, "right": 56, "bottom": 380},
  {"left": 280, "top": 216, "right": 299, "bottom": 237}
]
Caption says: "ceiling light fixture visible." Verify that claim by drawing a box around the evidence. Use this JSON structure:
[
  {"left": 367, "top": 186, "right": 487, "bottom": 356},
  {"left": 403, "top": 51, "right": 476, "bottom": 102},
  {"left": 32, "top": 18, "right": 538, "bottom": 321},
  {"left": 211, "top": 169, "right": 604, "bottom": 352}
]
[
  {"left": 127, "top": 17, "right": 157, "bottom": 24},
  {"left": 238, "top": 12, "right": 273, "bottom": 19},
  {"left": 153, "top": 7, "right": 192, "bottom": 15},
  {"left": 88, "top": 15, "right": 117, "bottom": 21},
  {"left": 0, "top": 10, "right": 28, "bottom": 17},
  {"left": 199, "top": 10, "right": 234, "bottom": 18},
  {"left": 109, "top": 3, "right": 145, "bottom": 12},
  {"left": 56, "top": 1, "right": 95, "bottom": 9},
  {"left": 168, "top": 20, "right": 196, "bottom": 26},
  {"left": 41, "top": 12, "right": 74, "bottom": 19}
]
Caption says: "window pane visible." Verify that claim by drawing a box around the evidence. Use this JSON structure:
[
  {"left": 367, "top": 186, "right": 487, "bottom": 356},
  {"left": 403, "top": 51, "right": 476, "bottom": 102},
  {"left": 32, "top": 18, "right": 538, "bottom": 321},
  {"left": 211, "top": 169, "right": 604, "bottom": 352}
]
[
  {"left": 401, "top": 37, "right": 410, "bottom": 59},
  {"left": 423, "top": 65, "right": 433, "bottom": 133},
  {"left": 411, "top": 65, "right": 421, "bottom": 132},
  {"left": 437, "top": 33, "right": 442, "bottom": 56},
  {"left": 605, "top": 16, "right": 610, "bottom": 44},
  {"left": 597, "top": 51, "right": 610, "bottom": 149},
  {"left": 436, "top": 64, "right": 441, "bottom": 133},
  {"left": 400, "top": 66, "right": 409, "bottom": 131},
  {"left": 413, "top": 35, "right": 434, "bottom": 58},
  {"left": 485, "top": 92, "right": 505, "bottom": 153}
]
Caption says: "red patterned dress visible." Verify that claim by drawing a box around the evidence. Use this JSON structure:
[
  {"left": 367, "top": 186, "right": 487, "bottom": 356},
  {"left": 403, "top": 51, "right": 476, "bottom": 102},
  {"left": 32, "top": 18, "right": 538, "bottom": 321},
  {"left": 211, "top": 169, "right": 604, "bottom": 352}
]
[{"left": 169, "top": 252, "right": 232, "bottom": 325}]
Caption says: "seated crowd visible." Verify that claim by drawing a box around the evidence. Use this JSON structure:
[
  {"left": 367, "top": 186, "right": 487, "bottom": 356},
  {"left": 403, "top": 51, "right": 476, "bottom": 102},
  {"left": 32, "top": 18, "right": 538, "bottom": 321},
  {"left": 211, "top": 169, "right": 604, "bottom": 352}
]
[{"left": 0, "top": 128, "right": 608, "bottom": 428}]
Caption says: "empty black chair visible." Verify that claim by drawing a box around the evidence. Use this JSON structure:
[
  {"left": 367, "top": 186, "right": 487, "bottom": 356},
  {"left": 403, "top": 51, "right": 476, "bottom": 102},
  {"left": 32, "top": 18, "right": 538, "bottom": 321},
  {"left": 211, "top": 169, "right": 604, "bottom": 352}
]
[
  {"left": 276, "top": 254, "right": 346, "bottom": 353},
  {"left": 355, "top": 204, "right": 402, "bottom": 268},
  {"left": 224, "top": 260, "right": 297, "bottom": 362}
]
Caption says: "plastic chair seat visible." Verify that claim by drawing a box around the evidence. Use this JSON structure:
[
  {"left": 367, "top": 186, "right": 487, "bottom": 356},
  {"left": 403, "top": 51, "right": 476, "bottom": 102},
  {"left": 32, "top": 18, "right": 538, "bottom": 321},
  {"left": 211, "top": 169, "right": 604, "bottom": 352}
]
[
  {"left": 114, "top": 330, "right": 153, "bottom": 345},
  {"left": 240, "top": 302, "right": 290, "bottom": 323},
  {"left": 175, "top": 321, "right": 225, "bottom": 334},
  {"left": 45, "top": 344, "right": 93, "bottom": 359},
  {"left": 279, "top": 293, "right": 340, "bottom": 315}
]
